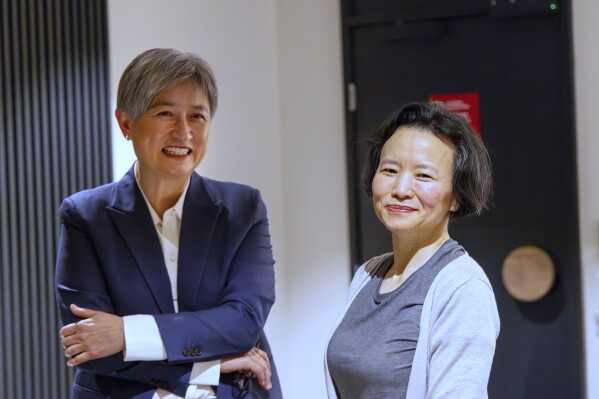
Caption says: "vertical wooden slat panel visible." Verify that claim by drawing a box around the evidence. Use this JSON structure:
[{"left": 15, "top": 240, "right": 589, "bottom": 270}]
[
  {"left": 20, "top": 2, "right": 34, "bottom": 396},
  {"left": 90, "top": 0, "right": 101, "bottom": 184},
  {"left": 1, "top": 0, "right": 12, "bottom": 392},
  {"left": 8, "top": 2, "right": 23, "bottom": 397},
  {"left": 80, "top": 1, "right": 92, "bottom": 187},
  {"left": 0, "top": 0, "right": 111, "bottom": 397},
  {"left": 98, "top": 1, "right": 112, "bottom": 182},
  {"left": 35, "top": 0, "right": 52, "bottom": 394},
  {"left": 54, "top": 3, "right": 69, "bottom": 396},
  {"left": 60, "top": 1, "right": 79, "bottom": 191},
  {"left": 46, "top": 2, "right": 62, "bottom": 396},
  {"left": 0, "top": 1, "right": 9, "bottom": 394},
  {"left": 69, "top": 0, "right": 82, "bottom": 189},
  {"left": 6, "top": 0, "right": 20, "bottom": 396},
  {"left": 28, "top": 0, "right": 43, "bottom": 396}
]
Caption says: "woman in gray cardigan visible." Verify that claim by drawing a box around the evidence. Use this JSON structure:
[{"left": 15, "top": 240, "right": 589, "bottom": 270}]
[{"left": 325, "top": 102, "right": 500, "bottom": 399}]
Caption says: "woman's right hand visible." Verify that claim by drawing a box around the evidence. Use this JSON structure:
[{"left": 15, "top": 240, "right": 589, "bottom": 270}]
[{"left": 221, "top": 347, "right": 272, "bottom": 390}]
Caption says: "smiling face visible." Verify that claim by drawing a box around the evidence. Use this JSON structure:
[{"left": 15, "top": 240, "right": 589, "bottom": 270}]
[
  {"left": 372, "top": 127, "right": 458, "bottom": 240},
  {"left": 116, "top": 79, "right": 211, "bottom": 188}
]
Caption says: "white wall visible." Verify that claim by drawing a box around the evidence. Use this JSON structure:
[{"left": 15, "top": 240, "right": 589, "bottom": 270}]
[
  {"left": 275, "top": 2, "right": 350, "bottom": 397},
  {"left": 573, "top": 1, "right": 599, "bottom": 397},
  {"left": 108, "top": 1, "right": 599, "bottom": 398},
  {"left": 107, "top": 1, "right": 349, "bottom": 398}
]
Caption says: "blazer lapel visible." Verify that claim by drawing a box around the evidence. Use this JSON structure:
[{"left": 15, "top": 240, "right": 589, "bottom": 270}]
[
  {"left": 177, "top": 173, "right": 222, "bottom": 311},
  {"left": 107, "top": 167, "right": 175, "bottom": 314}
]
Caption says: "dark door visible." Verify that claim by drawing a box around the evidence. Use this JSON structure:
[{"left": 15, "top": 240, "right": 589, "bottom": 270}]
[{"left": 340, "top": 1, "right": 584, "bottom": 397}]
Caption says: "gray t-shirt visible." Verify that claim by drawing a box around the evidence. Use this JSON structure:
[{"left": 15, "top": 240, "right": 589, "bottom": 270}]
[{"left": 326, "top": 240, "right": 464, "bottom": 399}]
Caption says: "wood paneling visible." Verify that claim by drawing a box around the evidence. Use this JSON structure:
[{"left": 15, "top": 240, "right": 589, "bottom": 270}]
[{"left": 0, "top": 1, "right": 111, "bottom": 397}]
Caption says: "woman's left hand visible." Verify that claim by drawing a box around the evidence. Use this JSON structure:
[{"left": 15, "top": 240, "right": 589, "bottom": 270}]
[
  {"left": 60, "top": 304, "right": 125, "bottom": 367},
  {"left": 221, "top": 347, "right": 272, "bottom": 390}
]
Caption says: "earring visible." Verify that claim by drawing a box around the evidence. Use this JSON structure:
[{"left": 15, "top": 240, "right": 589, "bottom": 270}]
[{"left": 125, "top": 133, "right": 130, "bottom": 141}]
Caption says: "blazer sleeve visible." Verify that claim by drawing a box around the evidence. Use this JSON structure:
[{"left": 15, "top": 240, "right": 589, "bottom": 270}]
[
  {"left": 153, "top": 188, "right": 276, "bottom": 363},
  {"left": 55, "top": 198, "right": 192, "bottom": 393}
]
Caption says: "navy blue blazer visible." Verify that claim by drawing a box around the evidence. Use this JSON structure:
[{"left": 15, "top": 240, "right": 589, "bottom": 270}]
[{"left": 55, "top": 167, "right": 282, "bottom": 399}]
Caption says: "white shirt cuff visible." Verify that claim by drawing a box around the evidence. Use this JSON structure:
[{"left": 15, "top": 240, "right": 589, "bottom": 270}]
[
  {"left": 153, "top": 387, "right": 216, "bottom": 399},
  {"left": 185, "top": 385, "right": 217, "bottom": 398},
  {"left": 123, "top": 314, "right": 167, "bottom": 361},
  {"left": 189, "top": 360, "right": 221, "bottom": 386}
]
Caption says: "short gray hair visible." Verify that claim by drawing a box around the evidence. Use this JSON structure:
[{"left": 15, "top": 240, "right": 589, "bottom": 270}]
[{"left": 117, "top": 48, "right": 218, "bottom": 120}]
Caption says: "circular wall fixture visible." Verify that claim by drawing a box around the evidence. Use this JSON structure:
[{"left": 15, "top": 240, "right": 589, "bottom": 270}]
[{"left": 501, "top": 245, "right": 556, "bottom": 302}]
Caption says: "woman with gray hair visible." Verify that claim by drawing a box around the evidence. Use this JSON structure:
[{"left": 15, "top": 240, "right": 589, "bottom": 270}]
[
  {"left": 55, "top": 48, "right": 282, "bottom": 399},
  {"left": 325, "top": 102, "right": 499, "bottom": 398}
]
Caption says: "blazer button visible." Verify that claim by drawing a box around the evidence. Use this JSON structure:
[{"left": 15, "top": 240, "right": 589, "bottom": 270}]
[
  {"left": 182, "top": 348, "right": 191, "bottom": 357},
  {"left": 192, "top": 347, "right": 203, "bottom": 356}
]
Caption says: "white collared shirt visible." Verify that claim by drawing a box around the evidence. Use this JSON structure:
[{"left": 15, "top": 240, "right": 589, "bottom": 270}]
[{"left": 122, "top": 165, "right": 220, "bottom": 399}]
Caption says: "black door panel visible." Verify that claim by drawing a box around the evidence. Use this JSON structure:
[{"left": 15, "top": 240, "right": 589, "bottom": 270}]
[{"left": 341, "top": 1, "right": 583, "bottom": 397}]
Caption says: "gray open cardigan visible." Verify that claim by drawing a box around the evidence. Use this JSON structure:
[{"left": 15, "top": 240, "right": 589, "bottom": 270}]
[{"left": 324, "top": 252, "right": 500, "bottom": 399}]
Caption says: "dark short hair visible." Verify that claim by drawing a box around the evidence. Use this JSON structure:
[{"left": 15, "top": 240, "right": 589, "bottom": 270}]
[
  {"left": 117, "top": 48, "right": 218, "bottom": 120},
  {"left": 362, "top": 101, "right": 492, "bottom": 218}
]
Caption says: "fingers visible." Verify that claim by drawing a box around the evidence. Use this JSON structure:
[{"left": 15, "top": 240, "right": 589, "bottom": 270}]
[
  {"left": 66, "top": 351, "right": 92, "bottom": 367},
  {"left": 61, "top": 305, "right": 97, "bottom": 338},
  {"left": 220, "top": 350, "right": 272, "bottom": 389},
  {"left": 57, "top": 310, "right": 125, "bottom": 367},
  {"left": 248, "top": 347, "right": 271, "bottom": 379},
  {"left": 251, "top": 348, "right": 271, "bottom": 372},
  {"left": 245, "top": 349, "right": 271, "bottom": 390},
  {"left": 60, "top": 322, "right": 77, "bottom": 338},
  {"left": 61, "top": 319, "right": 92, "bottom": 349},
  {"left": 62, "top": 335, "right": 109, "bottom": 367},
  {"left": 63, "top": 343, "right": 85, "bottom": 361},
  {"left": 61, "top": 332, "right": 80, "bottom": 352},
  {"left": 69, "top": 304, "right": 96, "bottom": 318}
]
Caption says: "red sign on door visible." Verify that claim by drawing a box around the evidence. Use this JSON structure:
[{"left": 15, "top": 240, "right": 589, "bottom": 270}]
[{"left": 429, "top": 92, "right": 481, "bottom": 136}]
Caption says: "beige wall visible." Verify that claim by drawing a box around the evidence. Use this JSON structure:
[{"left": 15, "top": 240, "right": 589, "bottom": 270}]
[
  {"left": 275, "top": 1, "right": 350, "bottom": 397},
  {"left": 109, "top": 1, "right": 599, "bottom": 397}
]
